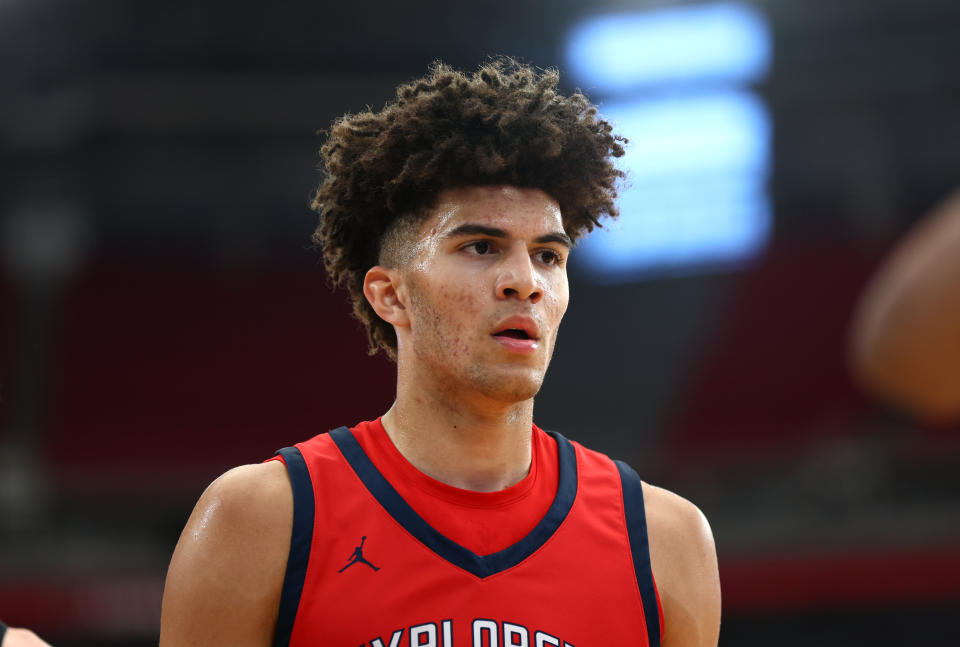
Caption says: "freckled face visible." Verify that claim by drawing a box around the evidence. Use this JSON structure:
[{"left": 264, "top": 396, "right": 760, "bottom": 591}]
[{"left": 399, "top": 185, "right": 570, "bottom": 404}]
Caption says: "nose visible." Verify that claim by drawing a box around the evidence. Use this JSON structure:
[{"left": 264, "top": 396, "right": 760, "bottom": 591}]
[{"left": 495, "top": 244, "right": 542, "bottom": 303}]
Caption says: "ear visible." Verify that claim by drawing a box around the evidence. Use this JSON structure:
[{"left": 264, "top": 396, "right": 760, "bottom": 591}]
[{"left": 363, "top": 265, "right": 410, "bottom": 328}]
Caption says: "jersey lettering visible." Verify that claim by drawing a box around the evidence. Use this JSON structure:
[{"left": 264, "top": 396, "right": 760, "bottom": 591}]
[
  {"left": 533, "top": 632, "right": 573, "bottom": 647},
  {"left": 370, "top": 630, "right": 403, "bottom": 647},
  {"left": 410, "top": 623, "right": 437, "bottom": 647},
  {"left": 361, "top": 620, "right": 573, "bottom": 647},
  {"left": 473, "top": 619, "right": 498, "bottom": 647},
  {"left": 534, "top": 633, "right": 558, "bottom": 647},
  {"left": 503, "top": 623, "right": 528, "bottom": 647}
]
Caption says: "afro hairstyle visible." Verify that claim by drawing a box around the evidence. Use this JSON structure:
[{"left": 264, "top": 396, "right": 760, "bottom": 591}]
[{"left": 310, "top": 57, "right": 626, "bottom": 359}]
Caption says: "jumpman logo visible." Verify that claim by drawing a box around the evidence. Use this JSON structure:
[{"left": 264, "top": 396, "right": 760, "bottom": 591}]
[{"left": 338, "top": 535, "right": 380, "bottom": 573}]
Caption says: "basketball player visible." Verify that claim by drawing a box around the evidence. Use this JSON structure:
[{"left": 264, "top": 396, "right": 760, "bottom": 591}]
[{"left": 160, "top": 59, "right": 720, "bottom": 646}]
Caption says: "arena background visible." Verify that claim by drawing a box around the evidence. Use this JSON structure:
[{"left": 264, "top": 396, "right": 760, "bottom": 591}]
[{"left": 1, "top": 0, "right": 959, "bottom": 644}]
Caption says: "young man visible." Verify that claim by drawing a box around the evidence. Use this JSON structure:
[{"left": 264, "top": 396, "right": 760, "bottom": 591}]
[{"left": 160, "top": 59, "right": 720, "bottom": 647}]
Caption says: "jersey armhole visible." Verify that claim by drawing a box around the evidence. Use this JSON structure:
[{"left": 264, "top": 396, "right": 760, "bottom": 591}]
[
  {"left": 653, "top": 570, "right": 664, "bottom": 643},
  {"left": 615, "top": 459, "right": 662, "bottom": 647},
  {"left": 272, "top": 446, "right": 315, "bottom": 647}
]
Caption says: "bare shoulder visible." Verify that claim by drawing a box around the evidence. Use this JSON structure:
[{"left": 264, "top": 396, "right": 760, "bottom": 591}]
[
  {"left": 187, "top": 460, "right": 292, "bottom": 532},
  {"left": 160, "top": 461, "right": 292, "bottom": 647},
  {"left": 642, "top": 482, "right": 716, "bottom": 570},
  {"left": 641, "top": 482, "right": 721, "bottom": 647}
]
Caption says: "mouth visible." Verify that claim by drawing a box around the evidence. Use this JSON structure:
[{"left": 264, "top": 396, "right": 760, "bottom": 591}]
[
  {"left": 491, "top": 319, "right": 540, "bottom": 354},
  {"left": 493, "top": 328, "right": 534, "bottom": 341},
  {"left": 491, "top": 315, "right": 541, "bottom": 342}
]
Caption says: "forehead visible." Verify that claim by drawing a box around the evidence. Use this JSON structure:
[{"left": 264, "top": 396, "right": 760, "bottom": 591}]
[{"left": 425, "top": 185, "right": 563, "bottom": 234}]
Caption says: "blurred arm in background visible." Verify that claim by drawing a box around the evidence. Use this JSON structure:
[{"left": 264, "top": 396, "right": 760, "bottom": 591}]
[
  {"left": 850, "top": 189, "right": 960, "bottom": 422},
  {"left": 0, "top": 623, "right": 52, "bottom": 647}
]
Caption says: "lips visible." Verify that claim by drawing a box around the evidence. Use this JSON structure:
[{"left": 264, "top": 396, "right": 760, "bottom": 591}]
[
  {"left": 491, "top": 316, "right": 541, "bottom": 354},
  {"left": 491, "top": 316, "right": 540, "bottom": 341},
  {"left": 496, "top": 329, "right": 532, "bottom": 340}
]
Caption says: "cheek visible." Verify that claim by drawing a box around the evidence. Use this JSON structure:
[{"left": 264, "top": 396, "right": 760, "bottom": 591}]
[
  {"left": 424, "top": 286, "right": 480, "bottom": 349},
  {"left": 454, "top": 290, "right": 484, "bottom": 355},
  {"left": 457, "top": 289, "right": 480, "bottom": 311},
  {"left": 547, "top": 281, "right": 569, "bottom": 322},
  {"left": 435, "top": 285, "right": 481, "bottom": 313}
]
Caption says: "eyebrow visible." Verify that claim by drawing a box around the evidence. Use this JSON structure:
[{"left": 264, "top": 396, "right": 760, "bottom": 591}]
[{"left": 444, "top": 223, "right": 572, "bottom": 248}]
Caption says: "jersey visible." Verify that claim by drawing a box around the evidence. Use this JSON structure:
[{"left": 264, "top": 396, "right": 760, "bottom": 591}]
[
  {"left": 348, "top": 418, "right": 560, "bottom": 556},
  {"left": 271, "top": 423, "right": 662, "bottom": 647}
]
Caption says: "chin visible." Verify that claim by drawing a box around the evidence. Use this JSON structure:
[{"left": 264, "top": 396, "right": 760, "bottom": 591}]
[
  {"left": 488, "top": 384, "right": 541, "bottom": 404},
  {"left": 470, "top": 366, "right": 545, "bottom": 404}
]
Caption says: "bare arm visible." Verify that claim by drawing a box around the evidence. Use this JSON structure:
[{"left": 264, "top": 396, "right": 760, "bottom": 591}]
[
  {"left": 644, "top": 483, "right": 721, "bottom": 647},
  {"left": 1, "top": 627, "right": 52, "bottom": 647},
  {"left": 159, "top": 461, "right": 292, "bottom": 647},
  {"left": 850, "top": 189, "right": 960, "bottom": 422}
]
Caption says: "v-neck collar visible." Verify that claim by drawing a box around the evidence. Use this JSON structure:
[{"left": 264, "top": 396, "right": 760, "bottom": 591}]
[{"left": 329, "top": 425, "right": 578, "bottom": 579}]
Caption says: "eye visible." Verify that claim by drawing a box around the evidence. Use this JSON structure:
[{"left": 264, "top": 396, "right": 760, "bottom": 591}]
[
  {"left": 463, "top": 240, "right": 496, "bottom": 256},
  {"left": 535, "top": 249, "right": 564, "bottom": 266}
]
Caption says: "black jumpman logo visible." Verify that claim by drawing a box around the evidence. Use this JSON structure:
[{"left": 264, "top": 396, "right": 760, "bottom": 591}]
[{"left": 338, "top": 535, "right": 380, "bottom": 573}]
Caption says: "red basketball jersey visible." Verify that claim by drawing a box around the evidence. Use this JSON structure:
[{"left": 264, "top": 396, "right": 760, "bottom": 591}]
[{"left": 271, "top": 425, "right": 662, "bottom": 646}]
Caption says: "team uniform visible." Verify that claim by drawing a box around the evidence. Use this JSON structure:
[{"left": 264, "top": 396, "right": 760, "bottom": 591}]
[{"left": 269, "top": 419, "right": 662, "bottom": 647}]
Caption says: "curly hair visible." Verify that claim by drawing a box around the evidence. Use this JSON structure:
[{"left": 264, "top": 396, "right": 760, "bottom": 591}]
[{"left": 311, "top": 57, "right": 626, "bottom": 359}]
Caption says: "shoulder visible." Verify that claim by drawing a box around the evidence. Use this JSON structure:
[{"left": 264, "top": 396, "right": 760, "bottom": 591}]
[
  {"left": 641, "top": 482, "right": 721, "bottom": 647},
  {"left": 179, "top": 461, "right": 293, "bottom": 557},
  {"left": 159, "top": 461, "right": 293, "bottom": 647},
  {"left": 198, "top": 460, "right": 292, "bottom": 525},
  {"left": 641, "top": 481, "right": 716, "bottom": 575}
]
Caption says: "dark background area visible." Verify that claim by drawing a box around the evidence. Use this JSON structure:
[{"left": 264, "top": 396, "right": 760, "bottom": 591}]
[{"left": 1, "top": 0, "right": 959, "bottom": 644}]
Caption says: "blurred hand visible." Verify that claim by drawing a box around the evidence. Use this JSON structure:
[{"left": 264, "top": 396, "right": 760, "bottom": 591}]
[
  {"left": 849, "top": 187, "right": 960, "bottom": 422},
  {"left": 1, "top": 628, "right": 53, "bottom": 647}
]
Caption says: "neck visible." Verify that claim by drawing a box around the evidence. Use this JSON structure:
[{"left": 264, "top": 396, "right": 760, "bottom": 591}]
[{"left": 381, "top": 371, "right": 534, "bottom": 492}]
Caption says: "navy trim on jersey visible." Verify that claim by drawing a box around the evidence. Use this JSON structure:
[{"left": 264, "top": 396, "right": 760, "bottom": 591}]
[
  {"left": 329, "top": 426, "right": 578, "bottom": 579},
  {"left": 615, "top": 459, "right": 661, "bottom": 647},
  {"left": 273, "top": 446, "right": 315, "bottom": 647}
]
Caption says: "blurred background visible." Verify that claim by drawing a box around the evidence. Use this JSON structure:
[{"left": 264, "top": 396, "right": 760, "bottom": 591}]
[{"left": 1, "top": 0, "right": 959, "bottom": 644}]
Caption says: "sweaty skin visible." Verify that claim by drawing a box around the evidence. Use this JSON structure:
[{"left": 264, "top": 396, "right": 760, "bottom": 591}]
[{"left": 159, "top": 185, "right": 720, "bottom": 647}]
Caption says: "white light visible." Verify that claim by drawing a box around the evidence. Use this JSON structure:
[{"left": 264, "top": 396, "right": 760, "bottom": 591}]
[
  {"left": 577, "top": 175, "right": 771, "bottom": 278},
  {"left": 575, "top": 91, "right": 772, "bottom": 279},
  {"left": 601, "top": 92, "right": 770, "bottom": 177},
  {"left": 566, "top": 2, "right": 771, "bottom": 93}
]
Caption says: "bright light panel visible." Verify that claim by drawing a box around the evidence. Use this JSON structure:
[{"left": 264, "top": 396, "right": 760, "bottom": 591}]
[
  {"left": 566, "top": 2, "right": 771, "bottom": 93},
  {"left": 575, "top": 92, "right": 772, "bottom": 279},
  {"left": 602, "top": 92, "right": 770, "bottom": 177}
]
